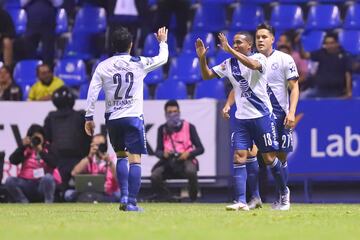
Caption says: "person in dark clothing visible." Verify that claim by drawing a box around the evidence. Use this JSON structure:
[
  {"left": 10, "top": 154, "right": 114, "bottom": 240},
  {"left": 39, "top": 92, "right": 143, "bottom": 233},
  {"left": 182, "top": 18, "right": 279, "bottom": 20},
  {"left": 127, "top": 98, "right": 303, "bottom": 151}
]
[
  {"left": 0, "top": 7, "right": 15, "bottom": 66},
  {"left": 155, "top": 0, "right": 190, "bottom": 49},
  {"left": 151, "top": 100, "right": 204, "bottom": 202},
  {"left": 43, "top": 86, "right": 91, "bottom": 189},
  {"left": 4, "top": 124, "right": 61, "bottom": 203},
  {"left": 21, "top": 0, "right": 63, "bottom": 65},
  {"left": 0, "top": 66, "right": 22, "bottom": 100},
  {"left": 298, "top": 32, "right": 353, "bottom": 98}
]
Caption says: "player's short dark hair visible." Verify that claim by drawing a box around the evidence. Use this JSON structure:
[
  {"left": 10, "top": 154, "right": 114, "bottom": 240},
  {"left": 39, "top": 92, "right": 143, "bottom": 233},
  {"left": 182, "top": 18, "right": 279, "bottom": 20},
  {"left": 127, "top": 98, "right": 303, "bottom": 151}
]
[
  {"left": 324, "top": 32, "right": 338, "bottom": 43},
  {"left": 164, "top": 100, "right": 179, "bottom": 111},
  {"left": 256, "top": 23, "right": 275, "bottom": 36},
  {"left": 235, "top": 31, "right": 253, "bottom": 46},
  {"left": 111, "top": 27, "right": 133, "bottom": 53}
]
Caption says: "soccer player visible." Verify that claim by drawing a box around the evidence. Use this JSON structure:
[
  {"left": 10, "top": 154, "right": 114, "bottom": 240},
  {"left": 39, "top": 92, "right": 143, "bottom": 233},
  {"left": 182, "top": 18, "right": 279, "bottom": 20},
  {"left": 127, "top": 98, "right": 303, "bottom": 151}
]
[
  {"left": 256, "top": 23, "right": 299, "bottom": 210},
  {"left": 196, "top": 32, "right": 289, "bottom": 211},
  {"left": 84, "top": 27, "right": 169, "bottom": 211}
]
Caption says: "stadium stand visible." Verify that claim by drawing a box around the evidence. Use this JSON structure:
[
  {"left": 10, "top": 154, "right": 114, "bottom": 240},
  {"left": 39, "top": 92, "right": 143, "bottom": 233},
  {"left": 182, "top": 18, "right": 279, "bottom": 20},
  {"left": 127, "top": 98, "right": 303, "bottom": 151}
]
[
  {"left": 230, "top": 4, "right": 265, "bottom": 31},
  {"left": 13, "top": 60, "right": 43, "bottom": 86},
  {"left": 155, "top": 80, "right": 188, "bottom": 99},
  {"left": 54, "top": 59, "right": 87, "bottom": 87},
  {"left": 306, "top": 4, "right": 342, "bottom": 30},
  {"left": 6, "top": 8, "right": 27, "bottom": 36},
  {"left": 270, "top": 4, "right": 305, "bottom": 31},
  {"left": 344, "top": 4, "right": 360, "bottom": 29},
  {"left": 168, "top": 55, "right": 201, "bottom": 84},
  {"left": 194, "top": 79, "right": 226, "bottom": 99}
]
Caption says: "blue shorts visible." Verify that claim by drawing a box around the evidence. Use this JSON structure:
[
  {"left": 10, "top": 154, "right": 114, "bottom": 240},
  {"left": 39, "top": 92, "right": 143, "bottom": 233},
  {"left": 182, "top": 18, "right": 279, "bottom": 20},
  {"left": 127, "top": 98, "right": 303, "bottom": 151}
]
[
  {"left": 274, "top": 114, "right": 293, "bottom": 152},
  {"left": 106, "top": 116, "right": 147, "bottom": 154},
  {"left": 232, "top": 114, "right": 279, "bottom": 153}
]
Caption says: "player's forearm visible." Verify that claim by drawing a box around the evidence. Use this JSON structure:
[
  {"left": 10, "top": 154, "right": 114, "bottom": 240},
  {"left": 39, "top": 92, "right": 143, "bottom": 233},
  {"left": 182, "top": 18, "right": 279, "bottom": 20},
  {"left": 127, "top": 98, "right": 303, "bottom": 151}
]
[
  {"left": 226, "top": 89, "right": 235, "bottom": 107},
  {"left": 227, "top": 48, "right": 261, "bottom": 70},
  {"left": 85, "top": 74, "right": 102, "bottom": 119},
  {"left": 145, "top": 42, "right": 169, "bottom": 72},
  {"left": 289, "top": 81, "right": 299, "bottom": 114},
  {"left": 199, "top": 56, "right": 213, "bottom": 80}
]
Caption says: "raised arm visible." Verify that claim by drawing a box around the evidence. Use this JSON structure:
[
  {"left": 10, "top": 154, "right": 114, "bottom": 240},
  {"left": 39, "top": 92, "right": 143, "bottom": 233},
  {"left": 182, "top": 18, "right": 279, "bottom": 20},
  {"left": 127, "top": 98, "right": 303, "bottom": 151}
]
[
  {"left": 195, "top": 38, "right": 217, "bottom": 80},
  {"left": 144, "top": 27, "right": 169, "bottom": 73},
  {"left": 218, "top": 33, "right": 261, "bottom": 71}
]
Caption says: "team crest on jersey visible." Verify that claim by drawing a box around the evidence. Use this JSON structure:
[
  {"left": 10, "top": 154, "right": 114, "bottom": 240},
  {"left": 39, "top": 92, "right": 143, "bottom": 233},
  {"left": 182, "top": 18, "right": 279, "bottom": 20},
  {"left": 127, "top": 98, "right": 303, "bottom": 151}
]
[
  {"left": 271, "top": 63, "right": 279, "bottom": 70},
  {"left": 220, "top": 62, "right": 226, "bottom": 71}
]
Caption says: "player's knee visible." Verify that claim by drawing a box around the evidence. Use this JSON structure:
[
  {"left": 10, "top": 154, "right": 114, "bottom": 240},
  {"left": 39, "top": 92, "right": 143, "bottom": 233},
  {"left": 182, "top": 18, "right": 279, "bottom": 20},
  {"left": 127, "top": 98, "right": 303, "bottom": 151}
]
[
  {"left": 261, "top": 152, "right": 277, "bottom": 165},
  {"left": 116, "top": 151, "right": 127, "bottom": 158},
  {"left": 233, "top": 151, "right": 247, "bottom": 164}
]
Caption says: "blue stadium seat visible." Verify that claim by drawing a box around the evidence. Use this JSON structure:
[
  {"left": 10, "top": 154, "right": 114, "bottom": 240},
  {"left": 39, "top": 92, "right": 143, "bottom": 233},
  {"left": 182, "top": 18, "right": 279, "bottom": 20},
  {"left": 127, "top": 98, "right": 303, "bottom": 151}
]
[
  {"left": 301, "top": 30, "right": 326, "bottom": 52},
  {"left": 344, "top": 4, "right": 360, "bottom": 30},
  {"left": 338, "top": 30, "right": 360, "bottom": 55},
  {"left": 168, "top": 55, "right": 201, "bottom": 84},
  {"left": 73, "top": 7, "right": 106, "bottom": 33},
  {"left": 56, "top": 8, "right": 68, "bottom": 35},
  {"left": 143, "top": 32, "right": 177, "bottom": 57},
  {"left": 155, "top": 80, "right": 188, "bottom": 99},
  {"left": 278, "top": 0, "right": 310, "bottom": 3},
  {"left": 6, "top": 8, "right": 27, "bottom": 35},
  {"left": 144, "top": 67, "right": 164, "bottom": 85},
  {"left": 215, "top": 51, "right": 230, "bottom": 64},
  {"left": 54, "top": 59, "right": 87, "bottom": 86},
  {"left": 79, "top": 83, "right": 105, "bottom": 100},
  {"left": 3, "top": 0, "right": 21, "bottom": 8},
  {"left": 352, "top": 74, "right": 360, "bottom": 97},
  {"left": 20, "top": 84, "right": 31, "bottom": 101},
  {"left": 200, "top": 0, "right": 235, "bottom": 3},
  {"left": 270, "top": 5, "right": 305, "bottom": 31},
  {"left": 194, "top": 80, "right": 226, "bottom": 99},
  {"left": 13, "top": 60, "right": 43, "bottom": 86},
  {"left": 241, "top": 0, "right": 272, "bottom": 3},
  {"left": 306, "top": 5, "right": 341, "bottom": 30},
  {"left": 182, "top": 32, "right": 216, "bottom": 56},
  {"left": 230, "top": 4, "right": 264, "bottom": 31},
  {"left": 192, "top": 3, "right": 227, "bottom": 32}
]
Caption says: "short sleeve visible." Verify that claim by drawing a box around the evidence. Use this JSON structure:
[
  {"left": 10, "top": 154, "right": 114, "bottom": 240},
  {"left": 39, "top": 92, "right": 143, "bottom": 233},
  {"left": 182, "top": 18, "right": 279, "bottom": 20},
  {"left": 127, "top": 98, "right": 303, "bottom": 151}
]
[
  {"left": 211, "top": 59, "right": 229, "bottom": 78},
  {"left": 284, "top": 54, "right": 299, "bottom": 81},
  {"left": 250, "top": 53, "right": 267, "bottom": 74}
]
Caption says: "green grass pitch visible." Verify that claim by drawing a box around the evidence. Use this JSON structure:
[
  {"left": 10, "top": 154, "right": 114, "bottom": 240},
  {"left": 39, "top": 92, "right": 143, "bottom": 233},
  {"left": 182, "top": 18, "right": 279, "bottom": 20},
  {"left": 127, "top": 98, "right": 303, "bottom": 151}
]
[{"left": 1, "top": 203, "right": 360, "bottom": 240}]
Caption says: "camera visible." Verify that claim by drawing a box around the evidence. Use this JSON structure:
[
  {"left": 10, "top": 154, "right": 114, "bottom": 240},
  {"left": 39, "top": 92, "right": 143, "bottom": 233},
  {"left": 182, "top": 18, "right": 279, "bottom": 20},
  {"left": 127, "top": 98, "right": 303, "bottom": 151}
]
[
  {"left": 97, "top": 143, "right": 108, "bottom": 154},
  {"left": 31, "top": 136, "right": 42, "bottom": 147},
  {"left": 169, "top": 152, "right": 180, "bottom": 161}
]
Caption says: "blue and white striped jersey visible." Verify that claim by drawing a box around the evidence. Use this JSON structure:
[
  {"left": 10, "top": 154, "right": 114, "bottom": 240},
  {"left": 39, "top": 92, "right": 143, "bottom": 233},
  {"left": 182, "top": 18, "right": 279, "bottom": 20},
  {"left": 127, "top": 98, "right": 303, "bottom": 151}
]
[
  {"left": 212, "top": 53, "right": 273, "bottom": 119},
  {"left": 266, "top": 50, "right": 299, "bottom": 117},
  {"left": 85, "top": 42, "right": 168, "bottom": 120}
]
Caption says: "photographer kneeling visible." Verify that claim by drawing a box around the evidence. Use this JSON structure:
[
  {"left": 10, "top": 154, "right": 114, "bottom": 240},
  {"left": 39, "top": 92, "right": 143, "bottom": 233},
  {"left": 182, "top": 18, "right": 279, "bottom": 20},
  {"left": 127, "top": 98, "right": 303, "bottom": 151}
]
[
  {"left": 5, "top": 124, "right": 61, "bottom": 203},
  {"left": 64, "top": 134, "right": 119, "bottom": 202},
  {"left": 151, "top": 100, "right": 204, "bottom": 202}
]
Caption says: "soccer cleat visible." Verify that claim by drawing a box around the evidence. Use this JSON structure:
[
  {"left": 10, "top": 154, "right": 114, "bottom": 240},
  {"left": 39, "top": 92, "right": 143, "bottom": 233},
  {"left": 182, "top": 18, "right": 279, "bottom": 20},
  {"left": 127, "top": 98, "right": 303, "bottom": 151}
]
[
  {"left": 124, "top": 204, "right": 144, "bottom": 212},
  {"left": 248, "top": 197, "right": 262, "bottom": 210},
  {"left": 277, "top": 187, "right": 290, "bottom": 211},
  {"left": 119, "top": 196, "right": 128, "bottom": 211},
  {"left": 225, "top": 202, "right": 250, "bottom": 211}
]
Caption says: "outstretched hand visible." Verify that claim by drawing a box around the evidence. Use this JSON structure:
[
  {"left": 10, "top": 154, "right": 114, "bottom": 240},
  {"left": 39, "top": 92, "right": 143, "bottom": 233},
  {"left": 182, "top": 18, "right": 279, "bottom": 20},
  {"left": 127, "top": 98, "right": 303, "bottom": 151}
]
[
  {"left": 154, "top": 26, "right": 168, "bottom": 43},
  {"left": 195, "top": 38, "right": 208, "bottom": 58},
  {"left": 218, "top": 33, "right": 231, "bottom": 53}
]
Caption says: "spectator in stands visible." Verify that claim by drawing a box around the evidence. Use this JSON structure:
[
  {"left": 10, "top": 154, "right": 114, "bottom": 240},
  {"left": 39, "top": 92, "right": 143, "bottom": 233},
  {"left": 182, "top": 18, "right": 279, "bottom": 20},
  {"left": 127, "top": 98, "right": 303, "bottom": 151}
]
[
  {"left": 21, "top": 0, "right": 63, "bottom": 65},
  {"left": 64, "top": 134, "right": 119, "bottom": 202},
  {"left": 155, "top": 0, "right": 190, "bottom": 49},
  {"left": 277, "top": 32, "right": 308, "bottom": 90},
  {"left": 298, "top": 32, "right": 353, "bottom": 98},
  {"left": 0, "top": 7, "right": 15, "bottom": 66},
  {"left": 44, "top": 86, "right": 91, "bottom": 189},
  {"left": 106, "top": 0, "right": 150, "bottom": 54},
  {"left": 151, "top": 100, "right": 204, "bottom": 202},
  {"left": 4, "top": 124, "right": 61, "bottom": 203},
  {"left": 0, "top": 66, "right": 22, "bottom": 101},
  {"left": 28, "top": 63, "right": 64, "bottom": 101}
]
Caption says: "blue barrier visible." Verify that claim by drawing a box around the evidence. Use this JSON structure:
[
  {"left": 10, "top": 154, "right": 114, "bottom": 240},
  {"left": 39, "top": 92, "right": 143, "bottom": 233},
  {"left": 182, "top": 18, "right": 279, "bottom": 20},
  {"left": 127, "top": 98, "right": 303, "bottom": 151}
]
[{"left": 288, "top": 99, "right": 360, "bottom": 181}]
